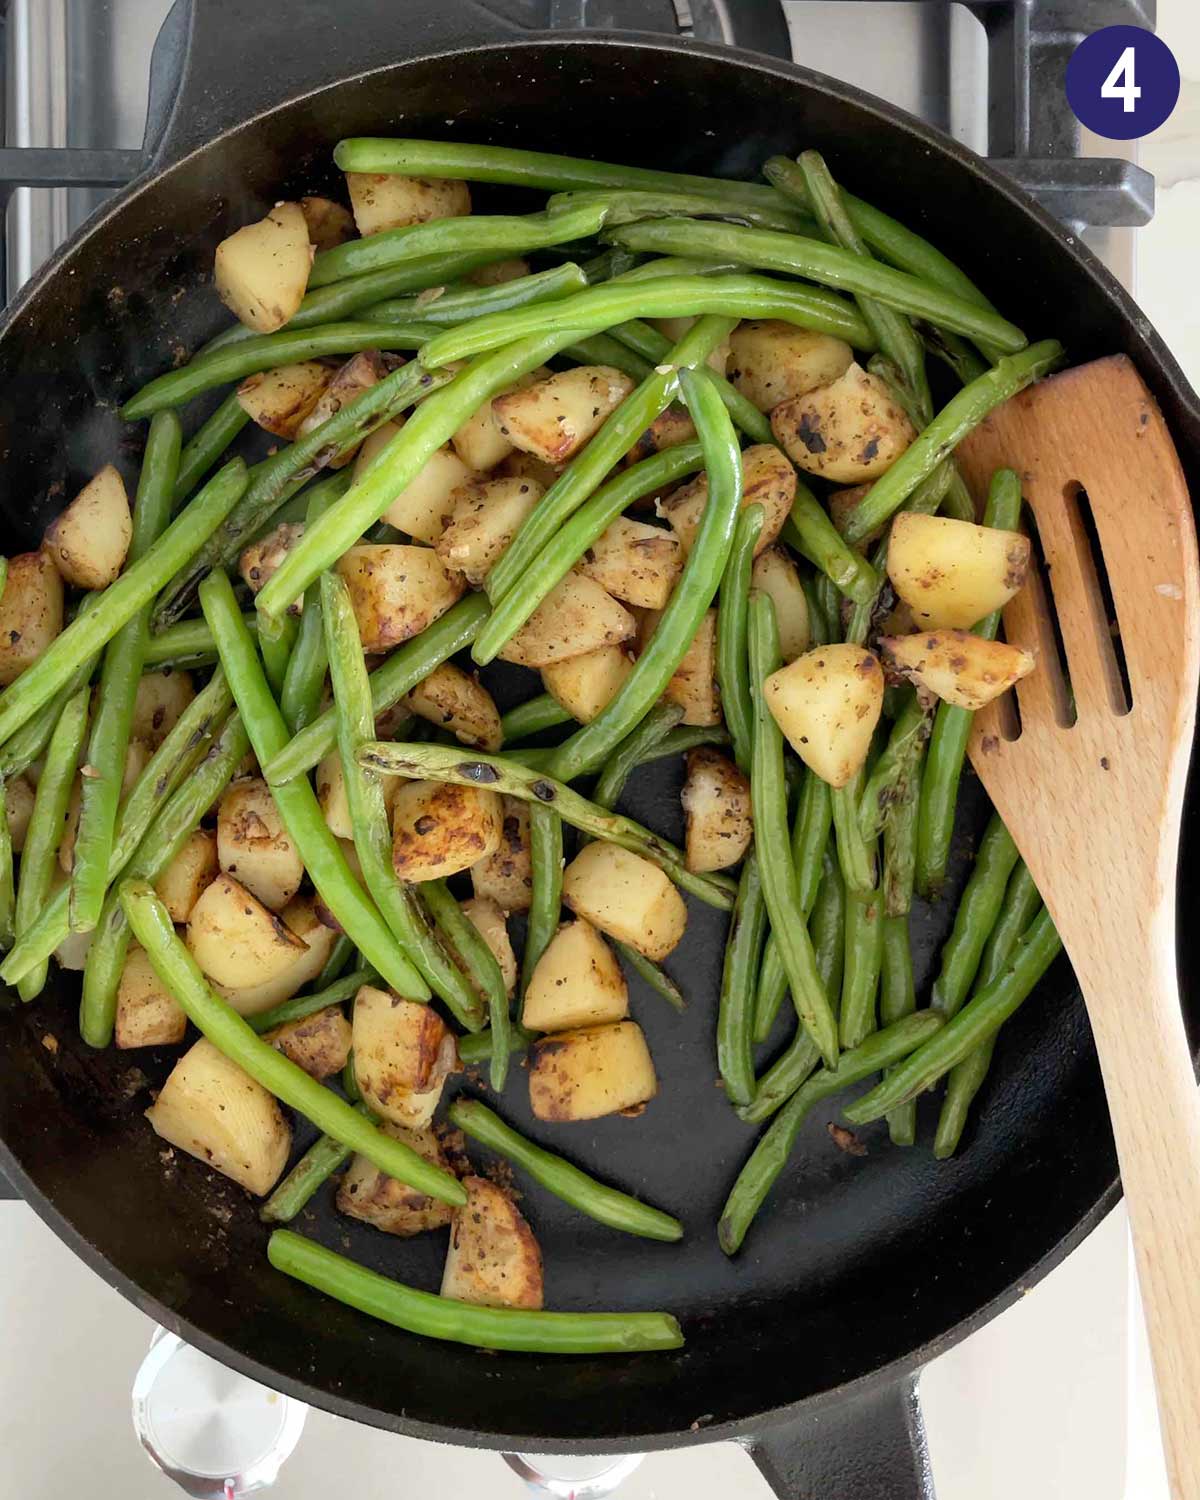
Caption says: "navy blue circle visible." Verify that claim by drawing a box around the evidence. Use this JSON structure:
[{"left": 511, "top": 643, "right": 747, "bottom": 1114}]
[{"left": 1065, "top": 25, "right": 1180, "bottom": 140}]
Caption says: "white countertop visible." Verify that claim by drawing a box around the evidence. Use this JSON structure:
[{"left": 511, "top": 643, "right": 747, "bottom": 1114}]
[{"left": 2, "top": 4, "right": 1198, "bottom": 1497}]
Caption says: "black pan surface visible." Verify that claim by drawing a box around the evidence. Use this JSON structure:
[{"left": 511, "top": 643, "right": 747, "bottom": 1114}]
[{"left": 0, "top": 23, "right": 1197, "bottom": 1477}]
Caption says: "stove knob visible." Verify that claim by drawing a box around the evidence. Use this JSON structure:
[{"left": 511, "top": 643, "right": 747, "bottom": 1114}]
[
  {"left": 131, "top": 1328, "right": 306, "bottom": 1498},
  {"left": 502, "top": 1451, "right": 645, "bottom": 1497}
]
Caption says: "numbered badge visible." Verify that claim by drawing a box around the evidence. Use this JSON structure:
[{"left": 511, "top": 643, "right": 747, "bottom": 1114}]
[{"left": 1065, "top": 24, "right": 1181, "bottom": 141}]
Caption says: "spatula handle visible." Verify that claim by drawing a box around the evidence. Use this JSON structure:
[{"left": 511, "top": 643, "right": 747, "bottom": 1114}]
[{"left": 1077, "top": 923, "right": 1200, "bottom": 1500}]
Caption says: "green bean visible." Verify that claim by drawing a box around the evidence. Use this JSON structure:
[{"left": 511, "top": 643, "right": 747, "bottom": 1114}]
[
  {"left": 316, "top": 933, "right": 357, "bottom": 990},
  {"left": 717, "top": 504, "right": 765, "bottom": 774},
  {"left": 152, "top": 359, "right": 459, "bottom": 631},
  {"left": 357, "top": 741, "right": 736, "bottom": 911},
  {"left": 419, "top": 274, "right": 872, "bottom": 369},
  {"left": 844, "top": 909, "right": 1060, "bottom": 1125},
  {"left": 319, "top": 573, "right": 486, "bottom": 1029},
  {"left": 258, "top": 611, "right": 299, "bottom": 699},
  {"left": 140, "top": 614, "right": 253, "bottom": 669},
  {"left": 639, "top": 725, "right": 731, "bottom": 762},
  {"left": 263, "top": 594, "right": 490, "bottom": 783},
  {"left": 614, "top": 255, "right": 745, "bottom": 282},
  {"left": 604, "top": 222, "right": 1025, "bottom": 353},
  {"left": 546, "top": 369, "right": 743, "bottom": 784},
  {"left": 934, "top": 865, "right": 1041, "bottom": 1158},
  {"left": 591, "top": 703, "right": 684, "bottom": 814},
  {"left": 255, "top": 330, "right": 589, "bottom": 621},
  {"left": 879, "top": 916, "right": 918, "bottom": 1145},
  {"left": 796, "top": 152, "right": 931, "bottom": 422},
  {"left": 839, "top": 886, "right": 883, "bottom": 1050},
  {"left": 781, "top": 479, "right": 878, "bottom": 606},
  {"left": 923, "top": 326, "right": 990, "bottom": 386},
  {"left": 563, "top": 333, "right": 657, "bottom": 383},
  {"left": 279, "top": 598, "right": 325, "bottom": 733},
  {"left": 70, "top": 413, "right": 181, "bottom": 933},
  {"left": 748, "top": 593, "right": 838, "bottom": 1067},
  {"left": 0, "top": 643, "right": 94, "bottom": 777},
  {"left": 249, "top": 968, "right": 373, "bottom": 1035},
  {"left": 420, "top": 879, "right": 505, "bottom": 1078},
  {"left": 14, "top": 688, "right": 90, "bottom": 1000},
  {"left": 916, "top": 468, "right": 1022, "bottom": 896},
  {"left": 364, "top": 262, "right": 590, "bottom": 327},
  {"left": 520, "top": 804, "right": 563, "bottom": 995},
  {"left": 613, "top": 939, "right": 686, "bottom": 1013},
  {"left": 718, "top": 851, "right": 767, "bottom": 1106},
  {"left": 479, "top": 315, "right": 732, "bottom": 629},
  {"left": 842, "top": 343, "right": 1061, "bottom": 545},
  {"left": 119, "top": 880, "right": 465, "bottom": 1202},
  {"left": 548, "top": 186, "right": 814, "bottom": 235},
  {"left": 830, "top": 770, "right": 876, "bottom": 895},
  {"left": 0, "top": 558, "right": 7, "bottom": 603},
  {"left": 268, "top": 1227, "right": 682, "bottom": 1353},
  {"left": 450, "top": 1098, "right": 683, "bottom": 1242},
  {"left": 482, "top": 441, "right": 707, "bottom": 653},
  {"left": 122, "top": 323, "right": 440, "bottom": 420},
  {"left": 0, "top": 782, "right": 14, "bottom": 950},
  {"left": 77, "top": 709, "right": 250, "bottom": 1045},
  {"left": 719, "top": 1010, "right": 944, "bottom": 1254},
  {"left": 931, "top": 813, "right": 1020, "bottom": 1019},
  {"left": 309, "top": 204, "right": 609, "bottom": 290},
  {"left": 259, "top": 1106, "right": 373, "bottom": 1224},
  {"left": 857, "top": 693, "right": 930, "bottom": 842},
  {"left": 173, "top": 393, "right": 251, "bottom": 507},
  {"left": 883, "top": 754, "right": 921, "bottom": 920},
  {"left": 500, "top": 694, "right": 574, "bottom": 745},
  {"left": 458, "top": 1023, "right": 537, "bottom": 1066},
  {"left": 0, "top": 673, "right": 231, "bottom": 985},
  {"left": 0, "top": 461, "right": 247, "bottom": 752},
  {"left": 753, "top": 770, "right": 832, "bottom": 1042},
  {"left": 201, "top": 570, "right": 429, "bottom": 1000}
]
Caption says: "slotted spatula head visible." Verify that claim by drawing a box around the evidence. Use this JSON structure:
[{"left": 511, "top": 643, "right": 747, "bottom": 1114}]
[
  {"left": 956, "top": 354, "right": 1200, "bottom": 1500},
  {"left": 956, "top": 354, "right": 1199, "bottom": 942}
]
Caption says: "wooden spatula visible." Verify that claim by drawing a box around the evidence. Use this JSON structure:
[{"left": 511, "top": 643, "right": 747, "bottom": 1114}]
[{"left": 956, "top": 355, "right": 1200, "bottom": 1500}]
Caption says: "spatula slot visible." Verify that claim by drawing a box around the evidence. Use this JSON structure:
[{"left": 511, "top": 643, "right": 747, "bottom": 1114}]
[
  {"left": 1061, "top": 482, "right": 1132, "bottom": 717},
  {"left": 1019, "top": 502, "right": 1077, "bottom": 730}
]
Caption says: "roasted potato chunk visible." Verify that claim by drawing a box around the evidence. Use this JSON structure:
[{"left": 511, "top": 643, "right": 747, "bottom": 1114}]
[
  {"left": 239, "top": 521, "right": 305, "bottom": 610},
  {"left": 451, "top": 368, "right": 548, "bottom": 472},
  {"left": 442, "top": 1176, "right": 543, "bottom": 1309},
  {"left": 435, "top": 476, "right": 542, "bottom": 585},
  {"left": 751, "top": 548, "right": 810, "bottom": 661},
  {"left": 470, "top": 796, "right": 532, "bottom": 912},
  {"left": 295, "top": 351, "right": 387, "bottom": 467},
  {"left": 827, "top": 483, "right": 881, "bottom": 545},
  {"left": 217, "top": 777, "right": 304, "bottom": 911},
  {"left": 529, "top": 1020, "right": 657, "bottom": 1123},
  {"left": 495, "top": 449, "right": 563, "bottom": 489},
  {"left": 352, "top": 984, "right": 458, "bottom": 1128},
  {"left": 299, "top": 194, "right": 355, "bottom": 251},
  {"left": 0, "top": 550, "right": 64, "bottom": 686},
  {"left": 146, "top": 1037, "right": 291, "bottom": 1195},
  {"left": 392, "top": 781, "right": 503, "bottom": 883},
  {"left": 660, "top": 444, "right": 795, "bottom": 556},
  {"left": 682, "top": 748, "right": 752, "bottom": 873},
  {"left": 562, "top": 842, "right": 687, "bottom": 961},
  {"left": 656, "top": 607, "right": 720, "bottom": 726},
  {"left": 336, "top": 544, "right": 466, "bottom": 651},
  {"left": 213, "top": 896, "right": 338, "bottom": 1018},
  {"left": 879, "top": 630, "right": 1036, "bottom": 710},
  {"left": 264, "top": 1004, "right": 352, "bottom": 1080},
  {"left": 541, "top": 645, "right": 632, "bottom": 723},
  {"left": 187, "top": 873, "right": 310, "bottom": 990},
  {"left": 346, "top": 173, "right": 470, "bottom": 235},
  {"left": 337, "top": 1122, "right": 457, "bottom": 1235},
  {"left": 132, "top": 669, "right": 195, "bottom": 749},
  {"left": 492, "top": 365, "right": 635, "bottom": 465},
  {"left": 499, "top": 570, "right": 636, "bottom": 669},
  {"left": 579, "top": 517, "right": 684, "bottom": 609},
  {"left": 153, "top": 828, "right": 219, "bottom": 922},
  {"left": 44, "top": 465, "right": 131, "bottom": 589},
  {"left": 236, "top": 360, "right": 332, "bottom": 440},
  {"left": 360, "top": 431, "right": 480, "bottom": 545},
  {"left": 765, "top": 643, "right": 884, "bottom": 787},
  {"left": 115, "top": 944, "right": 187, "bottom": 1050},
  {"left": 771, "top": 362, "right": 916, "bottom": 484},
  {"left": 623, "top": 405, "right": 698, "bottom": 468},
  {"left": 727, "top": 320, "right": 854, "bottom": 411},
  {"left": 214, "top": 201, "right": 312, "bottom": 334},
  {"left": 462, "top": 894, "right": 518, "bottom": 998},
  {"left": 404, "top": 662, "right": 502, "bottom": 751},
  {"left": 522, "top": 918, "right": 629, "bottom": 1032},
  {"left": 5, "top": 775, "right": 34, "bottom": 853},
  {"left": 887, "top": 512, "right": 1031, "bottom": 629}
]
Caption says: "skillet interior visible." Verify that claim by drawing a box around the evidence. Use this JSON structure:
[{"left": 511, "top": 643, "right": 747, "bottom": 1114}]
[{"left": 0, "top": 37, "right": 1197, "bottom": 1449}]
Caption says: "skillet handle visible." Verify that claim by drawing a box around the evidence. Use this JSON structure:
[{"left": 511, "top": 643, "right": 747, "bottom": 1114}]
[
  {"left": 748, "top": 1373, "right": 934, "bottom": 1500},
  {"left": 142, "top": 0, "right": 518, "bottom": 169}
]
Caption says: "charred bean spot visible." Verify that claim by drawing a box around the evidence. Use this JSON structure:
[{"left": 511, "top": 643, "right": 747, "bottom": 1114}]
[
  {"left": 532, "top": 780, "right": 556, "bottom": 802},
  {"left": 458, "top": 761, "right": 499, "bottom": 784}
]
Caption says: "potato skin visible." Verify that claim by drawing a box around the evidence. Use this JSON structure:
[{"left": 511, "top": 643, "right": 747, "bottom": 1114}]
[
  {"left": 492, "top": 365, "right": 635, "bottom": 465},
  {"left": 213, "top": 895, "right": 338, "bottom": 1018},
  {"left": 236, "top": 360, "right": 332, "bottom": 440},
  {"left": 435, "top": 476, "right": 542, "bottom": 586},
  {"left": 352, "top": 985, "right": 458, "bottom": 1128},
  {"left": 240, "top": 522, "right": 306, "bottom": 607},
  {"left": 461, "top": 894, "right": 518, "bottom": 998},
  {"left": 115, "top": 944, "right": 187, "bottom": 1049},
  {"left": 521, "top": 918, "right": 629, "bottom": 1033},
  {"left": 186, "top": 872, "right": 310, "bottom": 989},
  {"left": 561, "top": 842, "right": 687, "bottom": 961},
  {"left": 659, "top": 444, "right": 795, "bottom": 556},
  {"left": 391, "top": 781, "right": 503, "bottom": 883},
  {"left": 578, "top": 517, "right": 683, "bottom": 609},
  {"left": 764, "top": 643, "right": 884, "bottom": 788},
  {"left": 5, "top": 775, "right": 34, "bottom": 853},
  {"left": 153, "top": 828, "right": 219, "bottom": 922},
  {"left": 337, "top": 1122, "right": 457, "bottom": 1235},
  {"left": 295, "top": 351, "right": 386, "bottom": 467},
  {"left": 44, "top": 465, "right": 132, "bottom": 589},
  {"left": 886, "top": 512, "right": 1031, "bottom": 629},
  {"left": 132, "top": 669, "right": 195, "bottom": 749},
  {"left": 470, "top": 795, "right": 532, "bottom": 912},
  {"left": 660, "top": 608, "right": 721, "bottom": 727},
  {"left": 217, "top": 776, "right": 304, "bottom": 911},
  {"left": 263, "top": 1005, "right": 352, "bottom": 1080},
  {"left": 336, "top": 544, "right": 466, "bottom": 652},
  {"left": 771, "top": 363, "right": 917, "bottom": 484},
  {"left": 727, "top": 320, "right": 853, "bottom": 411},
  {"left": 879, "top": 630, "right": 1036, "bottom": 710},
  {"left": 214, "top": 202, "right": 312, "bottom": 334},
  {"left": 441, "top": 1175, "right": 543, "bottom": 1309},
  {"left": 751, "top": 547, "right": 810, "bottom": 661},
  {"left": 404, "top": 662, "right": 503, "bottom": 751},
  {"left": 346, "top": 173, "right": 470, "bottom": 235},
  {"left": 498, "top": 570, "right": 636, "bottom": 670},
  {"left": 529, "top": 1020, "right": 658, "bottom": 1123},
  {"left": 0, "top": 550, "right": 64, "bottom": 687},
  {"left": 541, "top": 644, "right": 632, "bottom": 723},
  {"left": 363, "top": 435, "right": 478, "bottom": 546},
  {"left": 682, "top": 748, "right": 753, "bottom": 873},
  {"left": 299, "top": 195, "right": 355, "bottom": 251}
]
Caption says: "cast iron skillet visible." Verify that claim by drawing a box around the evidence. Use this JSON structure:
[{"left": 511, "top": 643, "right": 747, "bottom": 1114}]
[{"left": 0, "top": 3, "right": 1197, "bottom": 1496}]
